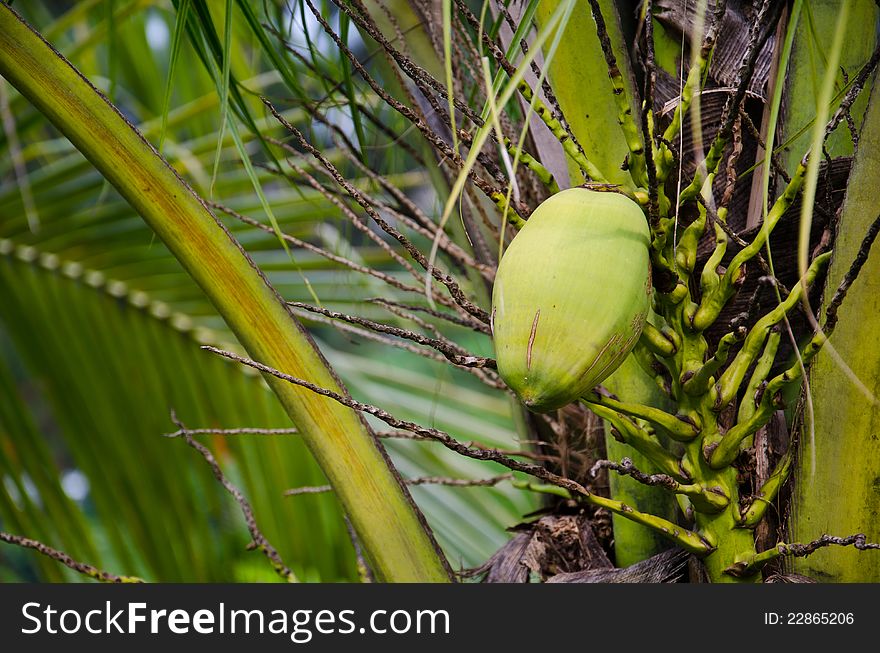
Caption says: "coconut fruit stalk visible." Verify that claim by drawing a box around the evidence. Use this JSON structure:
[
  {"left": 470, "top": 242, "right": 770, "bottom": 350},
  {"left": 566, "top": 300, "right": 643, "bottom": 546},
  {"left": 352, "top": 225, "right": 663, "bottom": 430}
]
[{"left": 491, "top": 188, "right": 652, "bottom": 412}]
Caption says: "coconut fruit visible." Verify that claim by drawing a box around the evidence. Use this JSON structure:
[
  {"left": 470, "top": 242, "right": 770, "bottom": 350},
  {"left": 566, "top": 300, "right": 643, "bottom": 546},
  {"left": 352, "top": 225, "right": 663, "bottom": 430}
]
[{"left": 491, "top": 188, "right": 652, "bottom": 412}]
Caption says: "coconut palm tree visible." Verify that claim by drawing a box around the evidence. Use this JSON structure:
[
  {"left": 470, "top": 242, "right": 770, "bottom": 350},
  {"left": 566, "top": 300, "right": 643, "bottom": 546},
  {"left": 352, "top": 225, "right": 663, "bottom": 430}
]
[{"left": 1, "top": 0, "right": 879, "bottom": 583}]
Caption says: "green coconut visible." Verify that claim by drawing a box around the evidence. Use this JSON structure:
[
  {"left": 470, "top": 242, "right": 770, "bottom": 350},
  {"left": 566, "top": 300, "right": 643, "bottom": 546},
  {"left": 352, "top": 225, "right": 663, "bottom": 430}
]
[{"left": 491, "top": 188, "right": 652, "bottom": 412}]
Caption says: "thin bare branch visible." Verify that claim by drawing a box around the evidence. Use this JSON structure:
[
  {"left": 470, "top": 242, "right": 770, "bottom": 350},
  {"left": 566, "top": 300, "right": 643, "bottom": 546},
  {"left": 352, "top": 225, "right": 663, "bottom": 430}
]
[
  {"left": 201, "top": 346, "right": 712, "bottom": 554},
  {"left": 727, "top": 534, "right": 880, "bottom": 577},
  {"left": 369, "top": 298, "right": 443, "bottom": 338},
  {"left": 590, "top": 457, "right": 680, "bottom": 490},
  {"left": 719, "top": 115, "right": 743, "bottom": 209},
  {"left": 290, "top": 301, "right": 497, "bottom": 370},
  {"left": 165, "top": 426, "right": 297, "bottom": 437},
  {"left": 265, "top": 99, "right": 491, "bottom": 323},
  {"left": 338, "top": 0, "right": 484, "bottom": 125},
  {"left": 825, "top": 40, "right": 880, "bottom": 137},
  {"left": 698, "top": 194, "right": 780, "bottom": 282},
  {"left": 285, "top": 473, "right": 513, "bottom": 496},
  {"left": 823, "top": 213, "right": 880, "bottom": 333},
  {"left": 170, "top": 411, "right": 297, "bottom": 583},
  {"left": 376, "top": 429, "right": 552, "bottom": 461},
  {"left": 263, "top": 25, "right": 429, "bottom": 166},
  {"left": 375, "top": 429, "right": 429, "bottom": 440},
  {"left": 343, "top": 515, "right": 375, "bottom": 583},
  {"left": 641, "top": 0, "right": 659, "bottom": 223},
  {"left": 260, "top": 153, "right": 427, "bottom": 284},
  {"left": 717, "top": 0, "right": 775, "bottom": 144},
  {"left": 300, "top": 0, "right": 529, "bottom": 220},
  {"left": 210, "top": 200, "right": 463, "bottom": 312},
  {"left": 368, "top": 297, "right": 491, "bottom": 334},
  {"left": 406, "top": 473, "right": 514, "bottom": 487},
  {"left": 351, "top": 184, "right": 493, "bottom": 280},
  {"left": 739, "top": 108, "right": 791, "bottom": 183},
  {"left": 0, "top": 531, "right": 144, "bottom": 583},
  {"left": 289, "top": 305, "right": 506, "bottom": 390}
]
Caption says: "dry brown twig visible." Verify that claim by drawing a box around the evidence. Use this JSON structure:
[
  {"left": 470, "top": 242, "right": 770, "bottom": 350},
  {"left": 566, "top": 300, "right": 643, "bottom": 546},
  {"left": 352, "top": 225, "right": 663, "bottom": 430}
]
[
  {"left": 289, "top": 301, "right": 497, "bottom": 370},
  {"left": 169, "top": 411, "right": 297, "bottom": 583},
  {"left": 285, "top": 473, "right": 514, "bottom": 496},
  {"left": 199, "top": 346, "right": 634, "bottom": 502},
  {"left": 0, "top": 531, "right": 144, "bottom": 583},
  {"left": 264, "top": 99, "right": 491, "bottom": 324}
]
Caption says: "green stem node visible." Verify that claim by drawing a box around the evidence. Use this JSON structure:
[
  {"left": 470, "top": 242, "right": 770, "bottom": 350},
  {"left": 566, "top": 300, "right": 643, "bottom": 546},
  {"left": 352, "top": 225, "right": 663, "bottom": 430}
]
[
  {"left": 740, "top": 448, "right": 793, "bottom": 528},
  {"left": 585, "top": 392, "right": 699, "bottom": 442}
]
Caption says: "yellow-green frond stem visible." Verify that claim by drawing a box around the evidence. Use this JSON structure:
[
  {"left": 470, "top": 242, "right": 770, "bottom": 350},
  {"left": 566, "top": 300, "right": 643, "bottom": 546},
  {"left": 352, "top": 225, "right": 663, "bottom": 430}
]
[
  {"left": 518, "top": 477, "right": 712, "bottom": 554},
  {"left": 674, "top": 200, "right": 709, "bottom": 278},
  {"left": 658, "top": 32, "right": 716, "bottom": 179},
  {"left": 699, "top": 221, "right": 730, "bottom": 300},
  {"left": 678, "top": 134, "right": 727, "bottom": 203},
  {"left": 511, "top": 479, "right": 573, "bottom": 499},
  {"left": 722, "top": 534, "right": 880, "bottom": 579},
  {"left": 639, "top": 321, "right": 678, "bottom": 358},
  {"left": 0, "top": 4, "right": 450, "bottom": 583}
]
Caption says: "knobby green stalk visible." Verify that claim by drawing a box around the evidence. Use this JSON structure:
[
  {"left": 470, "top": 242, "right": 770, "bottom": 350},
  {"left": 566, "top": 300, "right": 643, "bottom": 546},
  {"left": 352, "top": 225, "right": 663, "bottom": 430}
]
[
  {"left": 587, "top": 403, "right": 684, "bottom": 479},
  {"left": 740, "top": 448, "right": 792, "bottom": 528},
  {"left": 587, "top": 102, "right": 834, "bottom": 580},
  {"left": 0, "top": 4, "right": 450, "bottom": 583},
  {"left": 519, "top": 1, "right": 877, "bottom": 583},
  {"left": 516, "top": 81, "right": 609, "bottom": 184},
  {"left": 712, "top": 253, "right": 830, "bottom": 412},
  {"left": 502, "top": 137, "right": 560, "bottom": 193},
  {"left": 693, "top": 162, "right": 808, "bottom": 331},
  {"left": 727, "top": 534, "right": 880, "bottom": 578},
  {"left": 586, "top": 0, "right": 647, "bottom": 188}
]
